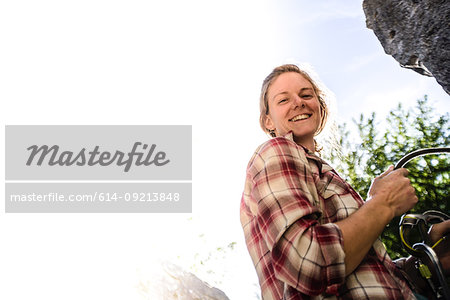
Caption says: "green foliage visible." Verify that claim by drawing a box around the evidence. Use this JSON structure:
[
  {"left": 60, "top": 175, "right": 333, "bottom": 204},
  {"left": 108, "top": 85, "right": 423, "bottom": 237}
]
[{"left": 329, "top": 97, "right": 449, "bottom": 258}]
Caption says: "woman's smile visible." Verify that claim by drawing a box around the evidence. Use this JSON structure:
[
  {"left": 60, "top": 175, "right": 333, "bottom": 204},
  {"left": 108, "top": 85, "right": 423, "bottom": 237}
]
[{"left": 289, "top": 113, "right": 312, "bottom": 122}]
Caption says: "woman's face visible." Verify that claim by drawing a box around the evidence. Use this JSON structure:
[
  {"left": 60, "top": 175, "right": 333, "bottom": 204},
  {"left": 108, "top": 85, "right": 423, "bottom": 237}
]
[{"left": 265, "top": 72, "right": 321, "bottom": 148}]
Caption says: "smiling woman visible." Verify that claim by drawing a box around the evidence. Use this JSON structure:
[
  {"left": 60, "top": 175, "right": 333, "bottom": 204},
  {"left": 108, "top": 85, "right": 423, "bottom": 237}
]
[
  {"left": 239, "top": 64, "right": 428, "bottom": 299},
  {"left": 259, "top": 64, "right": 329, "bottom": 153},
  {"left": 264, "top": 74, "right": 322, "bottom": 151}
]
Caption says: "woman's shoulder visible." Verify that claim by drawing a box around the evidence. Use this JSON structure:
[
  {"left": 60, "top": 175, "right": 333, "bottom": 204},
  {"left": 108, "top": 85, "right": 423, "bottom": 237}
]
[{"left": 255, "top": 132, "right": 307, "bottom": 155}]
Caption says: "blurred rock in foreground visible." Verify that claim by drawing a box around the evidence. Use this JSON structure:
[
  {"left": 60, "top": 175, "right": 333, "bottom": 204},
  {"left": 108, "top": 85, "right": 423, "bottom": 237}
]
[{"left": 137, "top": 261, "right": 230, "bottom": 300}]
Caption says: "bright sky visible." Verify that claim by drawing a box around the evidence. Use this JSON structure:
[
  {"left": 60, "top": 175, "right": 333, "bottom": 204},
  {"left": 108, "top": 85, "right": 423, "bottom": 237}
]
[{"left": 1, "top": 1, "right": 449, "bottom": 300}]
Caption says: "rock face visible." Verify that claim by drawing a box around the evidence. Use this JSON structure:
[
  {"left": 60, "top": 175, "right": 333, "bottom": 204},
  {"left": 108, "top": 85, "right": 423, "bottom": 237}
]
[{"left": 363, "top": 0, "right": 450, "bottom": 95}]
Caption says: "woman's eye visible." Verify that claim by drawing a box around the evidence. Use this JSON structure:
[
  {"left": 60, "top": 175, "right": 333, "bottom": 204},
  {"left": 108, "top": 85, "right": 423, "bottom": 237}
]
[
  {"left": 301, "top": 94, "right": 313, "bottom": 99},
  {"left": 278, "top": 98, "right": 288, "bottom": 104}
]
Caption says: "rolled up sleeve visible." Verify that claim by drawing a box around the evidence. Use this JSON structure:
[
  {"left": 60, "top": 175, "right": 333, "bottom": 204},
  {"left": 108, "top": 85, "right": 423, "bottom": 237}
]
[{"left": 247, "top": 138, "right": 346, "bottom": 296}]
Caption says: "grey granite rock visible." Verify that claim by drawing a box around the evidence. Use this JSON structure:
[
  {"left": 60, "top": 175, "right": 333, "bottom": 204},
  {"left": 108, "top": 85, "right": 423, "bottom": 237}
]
[{"left": 363, "top": 0, "right": 450, "bottom": 95}]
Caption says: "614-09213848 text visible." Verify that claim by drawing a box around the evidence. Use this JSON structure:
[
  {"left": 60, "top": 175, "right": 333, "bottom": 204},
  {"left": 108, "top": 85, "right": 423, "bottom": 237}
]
[{"left": 9, "top": 192, "right": 181, "bottom": 202}]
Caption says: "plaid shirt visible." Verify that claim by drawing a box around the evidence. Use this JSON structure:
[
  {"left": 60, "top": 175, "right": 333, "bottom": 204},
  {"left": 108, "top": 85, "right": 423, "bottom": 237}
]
[{"left": 240, "top": 132, "right": 415, "bottom": 300}]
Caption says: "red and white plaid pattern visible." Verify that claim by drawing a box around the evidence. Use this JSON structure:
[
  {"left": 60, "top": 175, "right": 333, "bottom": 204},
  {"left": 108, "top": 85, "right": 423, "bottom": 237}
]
[{"left": 240, "top": 132, "right": 415, "bottom": 299}]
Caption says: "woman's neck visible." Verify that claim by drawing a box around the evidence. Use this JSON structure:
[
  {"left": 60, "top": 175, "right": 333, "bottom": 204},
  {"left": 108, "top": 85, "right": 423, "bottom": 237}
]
[{"left": 293, "top": 136, "right": 315, "bottom": 153}]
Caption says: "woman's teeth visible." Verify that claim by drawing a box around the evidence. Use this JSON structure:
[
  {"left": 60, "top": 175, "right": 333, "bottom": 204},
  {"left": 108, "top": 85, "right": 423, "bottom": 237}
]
[{"left": 290, "top": 114, "right": 310, "bottom": 122}]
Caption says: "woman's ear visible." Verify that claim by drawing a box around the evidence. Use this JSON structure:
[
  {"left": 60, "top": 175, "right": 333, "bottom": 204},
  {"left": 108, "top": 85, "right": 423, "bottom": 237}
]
[{"left": 264, "top": 115, "right": 275, "bottom": 132}]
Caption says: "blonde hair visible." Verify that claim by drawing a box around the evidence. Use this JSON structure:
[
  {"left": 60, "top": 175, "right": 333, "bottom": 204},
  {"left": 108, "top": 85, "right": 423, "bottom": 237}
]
[{"left": 259, "top": 64, "right": 337, "bottom": 154}]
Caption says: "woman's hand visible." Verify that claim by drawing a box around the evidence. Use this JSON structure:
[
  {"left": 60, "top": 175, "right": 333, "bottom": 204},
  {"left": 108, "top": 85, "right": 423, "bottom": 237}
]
[
  {"left": 367, "top": 166, "right": 418, "bottom": 218},
  {"left": 337, "top": 166, "right": 418, "bottom": 275}
]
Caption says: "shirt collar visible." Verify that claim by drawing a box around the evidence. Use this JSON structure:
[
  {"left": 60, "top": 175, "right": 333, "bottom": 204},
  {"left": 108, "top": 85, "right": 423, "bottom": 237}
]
[{"left": 280, "top": 131, "right": 334, "bottom": 174}]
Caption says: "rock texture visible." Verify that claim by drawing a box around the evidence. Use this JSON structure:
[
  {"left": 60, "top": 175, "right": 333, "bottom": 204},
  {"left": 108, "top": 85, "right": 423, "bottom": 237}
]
[
  {"left": 137, "top": 261, "right": 230, "bottom": 300},
  {"left": 363, "top": 0, "right": 450, "bottom": 95}
]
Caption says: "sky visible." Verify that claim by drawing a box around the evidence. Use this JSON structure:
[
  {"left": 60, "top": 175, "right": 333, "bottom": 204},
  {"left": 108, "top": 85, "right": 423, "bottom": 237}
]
[{"left": 1, "top": 1, "right": 449, "bottom": 300}]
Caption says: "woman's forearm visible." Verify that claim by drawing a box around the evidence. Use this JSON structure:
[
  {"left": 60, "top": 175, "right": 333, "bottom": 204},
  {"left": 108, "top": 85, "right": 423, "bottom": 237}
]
[
  {"left": 336, "top": 197, "right": 394, "bottom": 275},
  {"left": 336, "top": 167, "right": 418, "bottom": 275}
]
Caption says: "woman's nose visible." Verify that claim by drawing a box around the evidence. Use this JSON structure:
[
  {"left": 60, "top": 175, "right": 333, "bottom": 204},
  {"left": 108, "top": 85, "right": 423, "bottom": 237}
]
[{"left": 292, "top": 95, "right": 305, "bottom": 109}]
